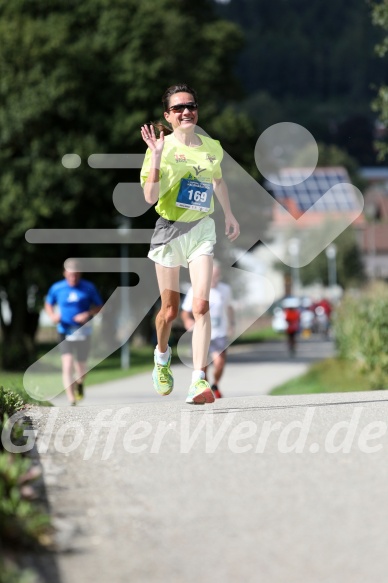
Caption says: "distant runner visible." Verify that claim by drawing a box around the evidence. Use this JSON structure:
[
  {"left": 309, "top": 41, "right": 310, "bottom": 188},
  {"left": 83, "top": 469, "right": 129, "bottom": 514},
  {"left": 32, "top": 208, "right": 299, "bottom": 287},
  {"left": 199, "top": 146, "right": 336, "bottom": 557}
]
[
  {"left": 283, "top": 298, "right": 300, "bottom": 357},
  {"left": 45, "top": 259, "right": 103, "bottom": 406},
  {"left": 181, "top": 260, "right": 235, "bottom": 399}
]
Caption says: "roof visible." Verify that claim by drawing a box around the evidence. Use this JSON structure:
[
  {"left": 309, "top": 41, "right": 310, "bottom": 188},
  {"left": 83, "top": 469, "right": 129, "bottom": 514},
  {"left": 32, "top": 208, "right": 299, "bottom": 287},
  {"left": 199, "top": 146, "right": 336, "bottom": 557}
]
[
  {"left": 267, "top": 167, "right": 364, "bottom": 227},
  {"left": 360, "top": 167, "right": 388, "bottom": 182}
]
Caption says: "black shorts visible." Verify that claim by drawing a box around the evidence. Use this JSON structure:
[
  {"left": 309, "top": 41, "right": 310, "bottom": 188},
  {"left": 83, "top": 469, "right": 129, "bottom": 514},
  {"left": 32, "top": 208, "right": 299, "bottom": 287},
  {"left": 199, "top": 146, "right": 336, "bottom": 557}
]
[{"left": 58, "top": 334, "right": 91, "bottom": 361}]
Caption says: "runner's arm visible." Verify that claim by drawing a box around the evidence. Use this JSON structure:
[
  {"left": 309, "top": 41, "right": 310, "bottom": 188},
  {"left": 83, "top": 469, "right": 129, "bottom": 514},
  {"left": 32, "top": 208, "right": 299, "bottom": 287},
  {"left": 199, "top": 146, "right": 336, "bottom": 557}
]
[
  {"left": 73, "top": 304, "right": 102, "bottom": 324},
  {"left": 213, "top": 178, "right": 240, "bottom": 242},
  {"left": 143, "top": 153, "right": 162, "bottom": 204},
  {"left": 180, "top": 310, "right": 195, "bottom": 332},
  {"left": 44, "top": 302, "right": 60, "bottom": 325},
  {"left": 227, "top": 305, "right": 235, "bottom": 338},
  {"left": 141, "top": 126, "right": 164, "bottom": 205}
]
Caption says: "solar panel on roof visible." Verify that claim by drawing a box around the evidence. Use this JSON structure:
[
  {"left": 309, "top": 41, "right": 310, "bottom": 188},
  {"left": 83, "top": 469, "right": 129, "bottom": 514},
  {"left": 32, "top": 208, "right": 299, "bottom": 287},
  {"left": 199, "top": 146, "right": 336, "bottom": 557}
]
[{"left": 266, "top": 167, "right": 360, "bottom": 213}]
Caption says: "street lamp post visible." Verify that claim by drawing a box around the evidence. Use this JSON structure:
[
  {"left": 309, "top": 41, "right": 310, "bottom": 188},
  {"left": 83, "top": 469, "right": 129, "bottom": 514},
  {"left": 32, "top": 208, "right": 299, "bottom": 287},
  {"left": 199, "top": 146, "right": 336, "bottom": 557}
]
[
  {"left": 325, "top": 244, "right": 337, "bottom": 288},
  {"left": 117, "top": 218, "right": 131, "bottom": 369},
  {"left": 288, "top": 237, "right": 301, "bottom": 296}
]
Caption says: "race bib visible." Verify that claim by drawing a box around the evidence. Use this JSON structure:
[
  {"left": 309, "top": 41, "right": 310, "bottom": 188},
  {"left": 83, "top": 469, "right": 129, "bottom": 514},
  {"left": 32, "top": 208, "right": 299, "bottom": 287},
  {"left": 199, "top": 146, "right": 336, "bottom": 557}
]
[{"left": 176, "top": 178, "right": 213, "bottom": 212}]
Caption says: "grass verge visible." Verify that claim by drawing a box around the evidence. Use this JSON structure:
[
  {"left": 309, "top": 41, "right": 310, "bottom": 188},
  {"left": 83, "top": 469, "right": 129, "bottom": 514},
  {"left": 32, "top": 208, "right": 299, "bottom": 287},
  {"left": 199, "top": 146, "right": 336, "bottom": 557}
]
[
  {"left": 233, "top": 326, "right": 281, "bottom": 344},
  {"left": 270, "top": 357, "right": 371, "bottom": 396},
  {"left": 0, "top": 346, "right": 156, "bottom": 391},
  {"left": 0, "top": 329, "right": 279, "bottom": 390}
]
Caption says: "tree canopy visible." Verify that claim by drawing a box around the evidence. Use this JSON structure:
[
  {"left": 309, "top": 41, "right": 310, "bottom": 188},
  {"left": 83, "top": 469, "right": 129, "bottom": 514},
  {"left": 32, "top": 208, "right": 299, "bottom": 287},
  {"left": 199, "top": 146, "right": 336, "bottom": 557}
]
[
  {"left": 1, "top": 0, "right": 384, "bottom": 368},
  {"left": 216, "top": 0, "right": 388, "bottom": 165},
  {"left": 371, "top": 0, "right": 388, "bottom": 159},
  {"left": 0, "top": 0, "right": 254, "bottom": 368}
]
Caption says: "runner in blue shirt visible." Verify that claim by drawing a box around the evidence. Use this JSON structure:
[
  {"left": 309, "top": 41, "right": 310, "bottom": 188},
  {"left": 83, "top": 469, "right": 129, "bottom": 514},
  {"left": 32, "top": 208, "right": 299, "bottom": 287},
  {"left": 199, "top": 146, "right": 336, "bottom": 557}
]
[{"left": 45, "top": 259, "right": 103, "bottom": 405}]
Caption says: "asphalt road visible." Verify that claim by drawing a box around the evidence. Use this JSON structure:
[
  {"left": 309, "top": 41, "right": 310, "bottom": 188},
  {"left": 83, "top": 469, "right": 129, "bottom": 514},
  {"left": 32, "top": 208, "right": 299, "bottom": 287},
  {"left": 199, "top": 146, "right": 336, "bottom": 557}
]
[
  {"left": 25, "top": 338, "right": 388, "bottom": 583},
  {"left": 51, "top": 337, "right": 335, "bottom": 406}
]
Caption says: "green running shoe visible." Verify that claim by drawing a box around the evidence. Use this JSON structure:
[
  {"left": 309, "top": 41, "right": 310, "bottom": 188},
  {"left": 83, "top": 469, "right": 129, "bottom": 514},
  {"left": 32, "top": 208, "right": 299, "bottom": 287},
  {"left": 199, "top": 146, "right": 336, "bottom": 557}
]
[
  {"left": 152, "top": 347, "right": 173, "bottom": 396},
  {"left": 75, "top": 382, "right": 84, "bottom": 401},
  {"left": 186, "top": 378, "right": 215, "bottom": 405}
]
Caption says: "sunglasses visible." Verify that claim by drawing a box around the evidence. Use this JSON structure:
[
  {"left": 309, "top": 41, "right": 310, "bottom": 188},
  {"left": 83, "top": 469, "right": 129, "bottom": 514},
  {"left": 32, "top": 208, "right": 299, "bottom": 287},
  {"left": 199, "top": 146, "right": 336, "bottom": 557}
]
[{"left": 168, "top": 102, "right": 198, "bottom": 113}]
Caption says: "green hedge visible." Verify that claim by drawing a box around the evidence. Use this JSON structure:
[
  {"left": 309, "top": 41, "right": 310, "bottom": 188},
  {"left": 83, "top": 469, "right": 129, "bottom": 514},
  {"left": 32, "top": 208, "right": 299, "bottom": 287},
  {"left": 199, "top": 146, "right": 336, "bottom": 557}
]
[
  {"left": 335, "top": 283, "right": 388, "bottom": 389},
  {"left": 0, "top": 387, "right": 52, "bottom": 582},
  {"left": 0, "top": 387, "right": 24, "bottom": 427}
]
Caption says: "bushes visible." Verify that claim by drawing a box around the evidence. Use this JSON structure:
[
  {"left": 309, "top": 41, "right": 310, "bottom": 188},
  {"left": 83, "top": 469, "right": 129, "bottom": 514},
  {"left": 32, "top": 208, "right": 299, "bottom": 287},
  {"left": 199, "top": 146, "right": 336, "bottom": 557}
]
[
  {"left": 0, "top": 563, "right": 37, "bottom": 583},
  {"left": 0, "top": 386, "right": 24, "bottom": 425},
  {"left": 0, "top": 453, "right": 50, "bottom": 547},
  {"left": 0, "top": 386, "right": 52, "bottom": 582},
  {"left": 335, "top": 283, "right": 388, "bottom": 389}
]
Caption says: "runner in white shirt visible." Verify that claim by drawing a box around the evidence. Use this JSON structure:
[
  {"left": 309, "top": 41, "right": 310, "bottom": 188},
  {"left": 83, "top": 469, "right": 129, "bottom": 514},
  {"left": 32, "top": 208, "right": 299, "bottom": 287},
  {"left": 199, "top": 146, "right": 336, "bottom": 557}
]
[{"left": 181, "top": 261, "right": 235, "bottom": 398}]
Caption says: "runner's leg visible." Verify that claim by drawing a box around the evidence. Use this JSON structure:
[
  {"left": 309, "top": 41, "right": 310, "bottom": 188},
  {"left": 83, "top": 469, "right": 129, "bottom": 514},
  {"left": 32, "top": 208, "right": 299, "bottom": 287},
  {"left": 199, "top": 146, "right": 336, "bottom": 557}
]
[
  {"left": 189, "top": 255, "right": 213, "bottom": 370},
  {"left": 155, "top": 264, "right": 181, "bottom": 353},
  {"left": 152, "top": 264, "right": 180, "bottom": 395},
  {"left": 74, "top": 360, "right": 87, "bottom": 399},
  {"left": 212, "top": 350, "right": 227, "bottom": 385},
  {"left": 61, "top": 353, "right": 76, "bottom": 404}
]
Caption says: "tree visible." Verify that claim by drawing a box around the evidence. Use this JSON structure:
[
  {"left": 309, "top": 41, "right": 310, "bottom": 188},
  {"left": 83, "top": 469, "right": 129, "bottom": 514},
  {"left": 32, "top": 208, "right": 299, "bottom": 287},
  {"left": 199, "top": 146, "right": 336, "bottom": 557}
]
[
  {"left": 299, "top": 227, "right": 365, "bottom": 288},
  {"left": 0, "top": 0, "right": 253, "bottom": 369},
  {"left": 216, "top": 0, "right": 388, "bottom": 164},
  {"left": 273, "top": 224, "right": 365, "bottom": 291},
  {"left": 371, "top": 0, "right": 388, "bottom": 160}
]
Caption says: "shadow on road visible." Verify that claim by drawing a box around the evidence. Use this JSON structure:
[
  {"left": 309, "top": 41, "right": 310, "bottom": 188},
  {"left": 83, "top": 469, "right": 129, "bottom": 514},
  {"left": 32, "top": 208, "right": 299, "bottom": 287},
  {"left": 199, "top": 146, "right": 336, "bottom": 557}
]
[{"left": 184, "top": 396, "right": 388, "bottom": 416}]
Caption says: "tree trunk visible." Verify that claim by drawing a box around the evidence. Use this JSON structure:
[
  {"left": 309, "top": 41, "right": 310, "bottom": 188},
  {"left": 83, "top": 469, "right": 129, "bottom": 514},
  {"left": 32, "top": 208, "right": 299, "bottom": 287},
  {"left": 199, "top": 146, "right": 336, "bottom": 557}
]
[{"left": 0, "top": 285, "right": 39, "bottom": 371}]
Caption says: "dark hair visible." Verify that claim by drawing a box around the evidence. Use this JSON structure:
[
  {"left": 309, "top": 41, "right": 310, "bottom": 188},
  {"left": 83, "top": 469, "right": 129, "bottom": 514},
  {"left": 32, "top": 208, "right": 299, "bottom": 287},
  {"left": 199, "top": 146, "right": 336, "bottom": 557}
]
[
  {"left": 162, "top": 83, "right": 198, "bottom": 111},
  {"left": 151, "top": 83, "right": 198, "bottom": 137},
  {"left": 150, "top": 120, "right": 173, "bottom": 137}
]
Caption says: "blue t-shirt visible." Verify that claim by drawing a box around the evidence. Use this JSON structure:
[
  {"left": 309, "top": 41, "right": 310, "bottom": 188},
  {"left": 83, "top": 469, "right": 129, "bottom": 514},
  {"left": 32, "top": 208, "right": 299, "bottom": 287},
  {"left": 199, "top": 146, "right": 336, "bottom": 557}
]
[{"left": 46, "top": 279, "right": 103, "bottom": 335}]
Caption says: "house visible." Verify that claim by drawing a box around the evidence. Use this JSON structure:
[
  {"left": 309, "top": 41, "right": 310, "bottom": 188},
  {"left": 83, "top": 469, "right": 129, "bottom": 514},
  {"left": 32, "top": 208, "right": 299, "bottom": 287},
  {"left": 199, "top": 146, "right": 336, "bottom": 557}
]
[
  {"left": 361, "top": 189, "right": 388, "bottom": 280},
  {"left": 252, "top": 166, "right": 366, "bottom": 298}
]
